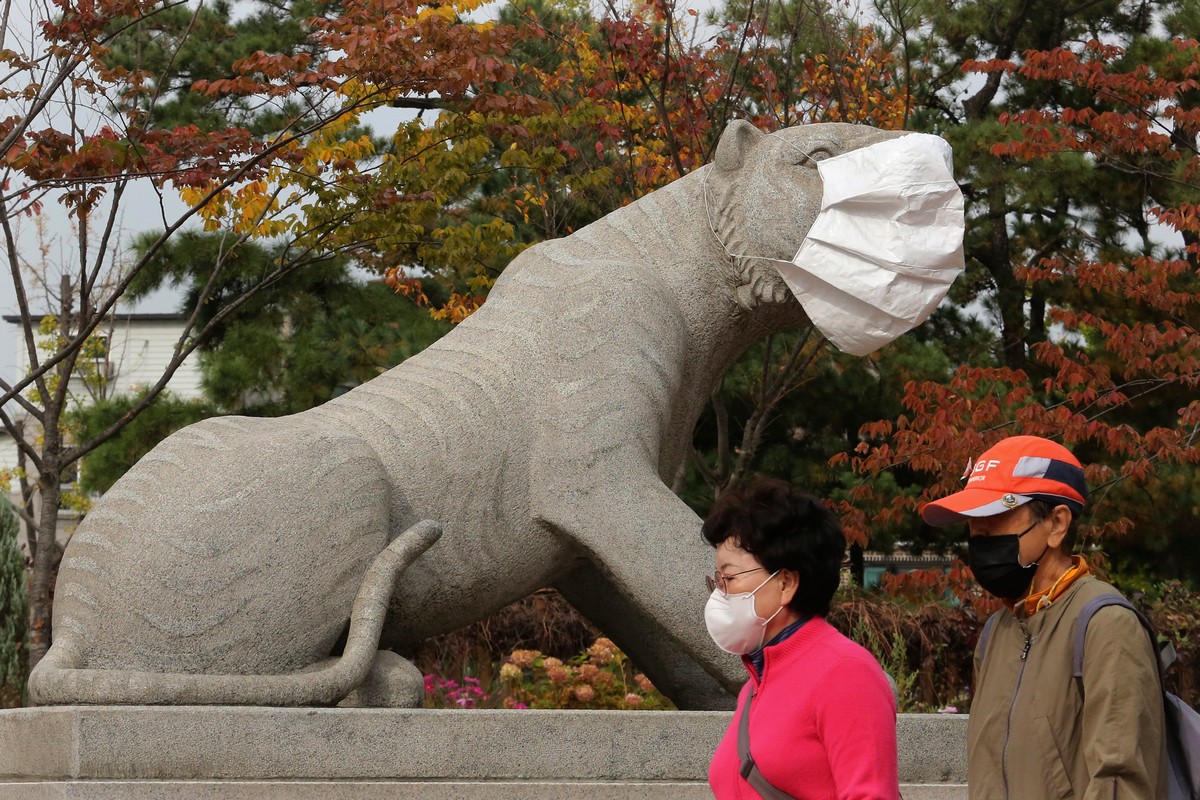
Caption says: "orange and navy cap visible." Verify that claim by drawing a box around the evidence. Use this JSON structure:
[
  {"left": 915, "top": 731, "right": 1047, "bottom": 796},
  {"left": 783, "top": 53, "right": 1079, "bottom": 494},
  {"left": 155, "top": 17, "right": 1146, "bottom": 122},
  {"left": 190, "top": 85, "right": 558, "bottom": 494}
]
[{"left": 921, "top": 435, "right": 1088, "bottom": 527}]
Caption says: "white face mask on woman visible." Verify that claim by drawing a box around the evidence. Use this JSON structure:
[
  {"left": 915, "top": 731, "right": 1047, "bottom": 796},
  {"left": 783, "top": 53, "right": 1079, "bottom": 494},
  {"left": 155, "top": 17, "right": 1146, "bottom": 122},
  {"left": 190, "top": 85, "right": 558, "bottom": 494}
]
[{"left": 704, "top": 571, "right": 783, "bottom": 655}]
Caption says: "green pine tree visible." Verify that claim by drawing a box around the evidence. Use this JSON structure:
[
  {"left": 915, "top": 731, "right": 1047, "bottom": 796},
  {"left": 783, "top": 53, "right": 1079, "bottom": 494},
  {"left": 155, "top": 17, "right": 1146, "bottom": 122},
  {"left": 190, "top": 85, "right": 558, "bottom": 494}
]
[{"left": 0, "top": 496, "right": 28, "bottom": 707}]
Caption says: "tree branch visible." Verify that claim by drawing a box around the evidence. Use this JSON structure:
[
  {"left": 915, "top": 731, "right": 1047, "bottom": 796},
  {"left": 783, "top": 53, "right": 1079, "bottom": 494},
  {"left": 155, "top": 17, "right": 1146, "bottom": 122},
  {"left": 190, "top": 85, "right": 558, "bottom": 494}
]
[{"left": 0, "top": 406, "right": 41, "bottom": 474}]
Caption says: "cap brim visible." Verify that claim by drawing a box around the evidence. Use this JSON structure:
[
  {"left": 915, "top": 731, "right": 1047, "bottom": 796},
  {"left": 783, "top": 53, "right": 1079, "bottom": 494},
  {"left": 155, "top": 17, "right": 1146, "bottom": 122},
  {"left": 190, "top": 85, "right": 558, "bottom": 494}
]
[{"left": 921, "top": 489, "right": 1032, "bottom": 527}]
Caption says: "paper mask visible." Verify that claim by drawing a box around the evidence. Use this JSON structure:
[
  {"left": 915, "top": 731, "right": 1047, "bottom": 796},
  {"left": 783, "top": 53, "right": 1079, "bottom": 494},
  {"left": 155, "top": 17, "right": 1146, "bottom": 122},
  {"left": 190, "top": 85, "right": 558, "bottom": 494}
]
[{"left": 772, "top": 133, "right": 965, "bottom": 356}]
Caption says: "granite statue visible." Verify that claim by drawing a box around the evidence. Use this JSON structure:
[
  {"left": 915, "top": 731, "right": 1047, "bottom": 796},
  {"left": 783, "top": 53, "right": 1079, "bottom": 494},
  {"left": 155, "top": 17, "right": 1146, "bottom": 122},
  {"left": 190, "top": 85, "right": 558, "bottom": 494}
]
[{"left": 31, "top": 120, "right": 921, "bottom": 710}]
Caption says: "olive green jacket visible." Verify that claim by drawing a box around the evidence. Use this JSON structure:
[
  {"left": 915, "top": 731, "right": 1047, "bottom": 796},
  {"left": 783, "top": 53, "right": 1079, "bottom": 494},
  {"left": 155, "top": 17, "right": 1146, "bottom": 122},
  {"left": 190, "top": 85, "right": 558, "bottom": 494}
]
[{"left": 968, "top": 575, "right": 1167, "bottom": 800}]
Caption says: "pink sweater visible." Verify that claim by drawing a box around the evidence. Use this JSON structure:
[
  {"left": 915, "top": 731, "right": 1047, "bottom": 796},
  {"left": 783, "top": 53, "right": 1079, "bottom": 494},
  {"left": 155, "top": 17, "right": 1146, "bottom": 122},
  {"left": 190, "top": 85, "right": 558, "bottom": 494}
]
[{"left": 708, "top": 617, "right": 900, "bottom": 800}]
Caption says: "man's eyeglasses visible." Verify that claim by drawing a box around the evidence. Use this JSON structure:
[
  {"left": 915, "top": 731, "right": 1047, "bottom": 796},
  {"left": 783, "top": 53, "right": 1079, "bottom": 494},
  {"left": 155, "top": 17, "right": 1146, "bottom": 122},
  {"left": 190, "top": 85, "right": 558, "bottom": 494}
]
[{"left": 706, "top": 567, "right": 765, "bottom": 594}]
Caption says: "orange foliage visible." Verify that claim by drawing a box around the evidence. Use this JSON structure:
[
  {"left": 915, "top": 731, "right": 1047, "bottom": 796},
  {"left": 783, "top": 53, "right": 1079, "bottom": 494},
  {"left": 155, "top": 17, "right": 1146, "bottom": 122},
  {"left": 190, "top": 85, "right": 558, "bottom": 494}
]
[
  {"left": 879, "top": 563, "right": 1004, "bottom": 621},
  {"left": 384, "top": 5, "right": 910, "bottom": 320},
  {"left": 844, "top": 38, "right": 1200, "bottom": 548}
]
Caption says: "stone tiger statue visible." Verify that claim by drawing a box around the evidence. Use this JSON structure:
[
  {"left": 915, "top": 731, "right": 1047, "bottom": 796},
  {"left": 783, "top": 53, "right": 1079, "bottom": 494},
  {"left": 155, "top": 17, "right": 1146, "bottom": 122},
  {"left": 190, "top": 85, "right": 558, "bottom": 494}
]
[{"left": 31, "top": 120, "right": 909, "bottom": 710}]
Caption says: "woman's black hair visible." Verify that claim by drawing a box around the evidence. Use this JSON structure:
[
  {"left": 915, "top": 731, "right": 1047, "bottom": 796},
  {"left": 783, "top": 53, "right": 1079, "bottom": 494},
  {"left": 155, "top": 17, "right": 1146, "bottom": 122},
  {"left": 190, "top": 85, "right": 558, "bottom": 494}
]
[{"left": 701, "top": 477, "right": 846, "bottom": 617}]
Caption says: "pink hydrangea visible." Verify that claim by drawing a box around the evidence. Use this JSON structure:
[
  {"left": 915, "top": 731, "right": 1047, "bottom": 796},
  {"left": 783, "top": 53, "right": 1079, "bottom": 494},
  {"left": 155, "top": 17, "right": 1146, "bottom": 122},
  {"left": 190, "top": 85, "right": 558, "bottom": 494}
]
[
  {"left": 577, "top": 664, "right": 601, "bottom": 683},
  {"left": 508, "top": 649, "right": 539, "bottom": 668},
  {"left": 588, "top": 638, "right": 617, "bottom": 665}
]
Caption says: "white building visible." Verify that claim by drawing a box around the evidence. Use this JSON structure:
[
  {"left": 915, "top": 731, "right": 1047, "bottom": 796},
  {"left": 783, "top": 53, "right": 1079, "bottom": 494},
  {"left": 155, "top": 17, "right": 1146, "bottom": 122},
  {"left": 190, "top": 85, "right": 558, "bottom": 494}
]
[{"left": 0, "top": 312, "right": 204, "bottom": 478}]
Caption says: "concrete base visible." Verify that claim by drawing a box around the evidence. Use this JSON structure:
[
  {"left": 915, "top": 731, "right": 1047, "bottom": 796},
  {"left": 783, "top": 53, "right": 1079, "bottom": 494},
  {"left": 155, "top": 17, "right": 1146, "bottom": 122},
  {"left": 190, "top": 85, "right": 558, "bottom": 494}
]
[
  {"left": 0, "top": 707, "right": 967, "bottom": 798},
  {"left": 0, "top": 782, "right": 969, "bottom": 799}
]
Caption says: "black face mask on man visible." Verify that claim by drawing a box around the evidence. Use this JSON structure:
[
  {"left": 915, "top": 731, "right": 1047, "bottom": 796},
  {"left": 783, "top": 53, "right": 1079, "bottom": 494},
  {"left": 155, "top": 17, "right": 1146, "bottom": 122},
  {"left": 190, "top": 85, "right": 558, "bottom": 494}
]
[{"left": 968, "top": 518, "right": 1047, "bottom": 599}]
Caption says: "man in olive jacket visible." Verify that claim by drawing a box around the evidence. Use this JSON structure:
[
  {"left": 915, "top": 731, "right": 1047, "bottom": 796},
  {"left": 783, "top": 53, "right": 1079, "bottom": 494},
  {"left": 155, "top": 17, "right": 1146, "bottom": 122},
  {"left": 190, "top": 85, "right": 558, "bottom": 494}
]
[{"left": 923, "top": 435, "right": 1166, "bottom": 800}]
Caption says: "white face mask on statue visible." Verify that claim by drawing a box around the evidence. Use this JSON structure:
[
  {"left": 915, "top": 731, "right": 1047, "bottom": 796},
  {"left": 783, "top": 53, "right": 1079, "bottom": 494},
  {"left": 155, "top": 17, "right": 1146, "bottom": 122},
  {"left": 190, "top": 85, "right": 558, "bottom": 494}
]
[
  {"left": 704, "top": 571, "right": 784, "bottom": 655},
  {"left": 772, "top": 133, "right": 965, "bottom": 357}
]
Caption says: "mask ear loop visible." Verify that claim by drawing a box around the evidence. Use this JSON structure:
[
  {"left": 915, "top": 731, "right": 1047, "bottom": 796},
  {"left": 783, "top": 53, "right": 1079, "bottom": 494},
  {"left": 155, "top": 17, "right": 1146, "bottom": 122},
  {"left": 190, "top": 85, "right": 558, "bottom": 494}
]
[
  {"left": 700, "top": 139, "right": 823, "bottom": 268},
  {"left": 700, "top": 139, "right": 832, "bottom": 346},
  {"left": 701, "top": 164, "right": 750, "bottom": 265},
  {"left": 760, "top": 571, "right": 791, "bottom": 627},
  {"left": 1015, "top": 517, "right": 1047, "bottom": 568},
  {"left": 742, "top": 569, "right": 781, "bottom": 597}
]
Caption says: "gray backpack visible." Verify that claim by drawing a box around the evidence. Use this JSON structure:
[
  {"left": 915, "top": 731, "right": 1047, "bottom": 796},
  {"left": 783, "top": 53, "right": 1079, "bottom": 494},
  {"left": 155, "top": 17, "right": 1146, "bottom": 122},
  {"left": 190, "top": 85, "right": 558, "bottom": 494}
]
[
  {"left": 979, "top": 595, "right": 1200, "bottom": 799},
  {"left": 1071, "top": 596, "right": 1200, "bottom": 800}
]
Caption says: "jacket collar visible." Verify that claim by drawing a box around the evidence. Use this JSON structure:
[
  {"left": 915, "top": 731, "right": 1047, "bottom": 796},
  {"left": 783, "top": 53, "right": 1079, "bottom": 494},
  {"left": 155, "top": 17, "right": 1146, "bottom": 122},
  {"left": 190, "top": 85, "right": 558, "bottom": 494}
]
[{"left": 741, "top": 616, "right": 828, "bottom": 686}]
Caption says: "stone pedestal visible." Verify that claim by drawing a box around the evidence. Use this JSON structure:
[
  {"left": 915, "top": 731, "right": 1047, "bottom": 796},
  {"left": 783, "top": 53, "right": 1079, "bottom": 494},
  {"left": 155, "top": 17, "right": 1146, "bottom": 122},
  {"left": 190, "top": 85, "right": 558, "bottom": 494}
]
[{"left": 0, "top": 707, "right": 967, "bottom": 798}]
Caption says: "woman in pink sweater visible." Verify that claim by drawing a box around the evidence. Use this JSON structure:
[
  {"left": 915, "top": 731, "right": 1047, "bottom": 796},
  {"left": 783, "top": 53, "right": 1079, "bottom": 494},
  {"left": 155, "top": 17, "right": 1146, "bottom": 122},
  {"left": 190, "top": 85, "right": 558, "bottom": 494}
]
[{"left": 703, "top": 478, "right": 900, "bottom": 800}]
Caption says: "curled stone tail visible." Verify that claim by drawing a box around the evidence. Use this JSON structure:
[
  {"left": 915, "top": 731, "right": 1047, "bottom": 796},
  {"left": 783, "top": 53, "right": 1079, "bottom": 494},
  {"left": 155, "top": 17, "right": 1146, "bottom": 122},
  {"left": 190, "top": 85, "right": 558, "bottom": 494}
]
[{"left": 28, "top": 520, "right": 442, "bottom": 706}]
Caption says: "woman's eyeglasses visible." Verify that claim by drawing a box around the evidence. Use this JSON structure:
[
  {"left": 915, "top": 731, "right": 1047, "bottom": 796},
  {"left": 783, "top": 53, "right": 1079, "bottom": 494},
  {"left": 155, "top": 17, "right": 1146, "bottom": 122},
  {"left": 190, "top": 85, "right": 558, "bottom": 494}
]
[{"left": 706, "top": 566, "right": 765, "bottom": 594}]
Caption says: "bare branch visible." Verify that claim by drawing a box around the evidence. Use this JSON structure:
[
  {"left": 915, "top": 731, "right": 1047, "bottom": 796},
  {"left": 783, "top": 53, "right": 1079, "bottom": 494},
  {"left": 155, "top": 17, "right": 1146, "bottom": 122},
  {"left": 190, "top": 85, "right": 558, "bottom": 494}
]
[
  {"left": 61, "top": 246, "right": 346, "bottom": 464},
  {"left": 961, "top": 0, "right": 1033, "bottom": 121},
  {"left": 712, "top": 381, "right": 731, "bottom": 482},
  {"left": 0, "top": 406, "right": 41, "bottom": 474},
  {"left": 389, "top": 97, "right": 445, "bottom": 110},
  {"left": 0, "top": 193, "right": 52, "bottom": 411},
  {"left": 0, "top": 0, "right": 12, "bottom": 51},
  {"left": 728, "top": 329, "right": 820, "bottom": 489},
  {"left": 0, "top": 0, "right": 197, "bottom": 161},
  {"left": 0, "top": 92, "right": 389, "bottom": 409},
  {"left": 0, "top": 375, "right": 43, "bottom": 420}
]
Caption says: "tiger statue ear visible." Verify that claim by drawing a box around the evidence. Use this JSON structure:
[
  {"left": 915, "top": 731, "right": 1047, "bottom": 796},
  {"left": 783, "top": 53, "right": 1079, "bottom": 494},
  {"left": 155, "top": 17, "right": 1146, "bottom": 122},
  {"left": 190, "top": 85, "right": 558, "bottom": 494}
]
[{"left": 714, "top": 120, "right": 765, "bottom": 173}]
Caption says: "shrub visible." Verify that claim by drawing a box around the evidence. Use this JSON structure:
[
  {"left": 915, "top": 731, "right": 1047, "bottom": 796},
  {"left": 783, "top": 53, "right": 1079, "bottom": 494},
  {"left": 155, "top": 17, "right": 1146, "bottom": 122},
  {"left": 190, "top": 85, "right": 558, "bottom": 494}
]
[
  {"left": 411, "top": 589, "right": 600, "bottom": 684},
  {"left": 1142, "top": 581, "right": 1200, "bottom": 705},
  {"left": 829, "top": 588, "right": 980, "bottom": 713},
  {"left": 410, "top": 591, "right": 671, "bottom": 710},
  {"left": 0, "top": 496, "right": 28, "bottom": 708},
  {"left": 496, "top": 637, "right": 674, "bottom": 710},
  {"left": 419, "top": 636, "right": 674, "bottom": 711},
  {"left": 423, "top": 673, "right": 492, "bottom": 709},
  {"left": 830, "top": 565, "right": 993, "bottom": 713}
]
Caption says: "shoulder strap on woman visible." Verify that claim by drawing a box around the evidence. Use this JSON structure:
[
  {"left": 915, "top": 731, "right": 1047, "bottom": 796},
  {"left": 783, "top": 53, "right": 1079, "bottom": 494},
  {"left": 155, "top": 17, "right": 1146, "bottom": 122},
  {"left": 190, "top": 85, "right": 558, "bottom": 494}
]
[{"left": 737, "top": 690, "right": 797, "bottom": 800}]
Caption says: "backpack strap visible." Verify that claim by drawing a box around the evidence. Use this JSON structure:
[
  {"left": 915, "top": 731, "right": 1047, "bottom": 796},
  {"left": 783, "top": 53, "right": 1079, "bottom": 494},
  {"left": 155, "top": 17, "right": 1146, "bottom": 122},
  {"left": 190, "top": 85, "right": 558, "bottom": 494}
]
[
  {"left": 976, "top": 610, "right": 1004, "bottom": 670},
  {"left": 737, "top": 690, "right": 797, "bottom": 800},
  {"left": 1071, "top": 594, "right": 1161, "bottom": 679},
  {"left": 1072, "top": 594, "right": 1200, "bottom": 799}
]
